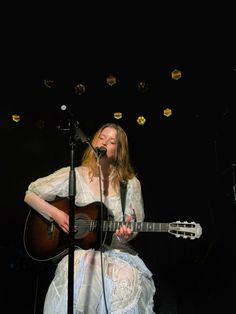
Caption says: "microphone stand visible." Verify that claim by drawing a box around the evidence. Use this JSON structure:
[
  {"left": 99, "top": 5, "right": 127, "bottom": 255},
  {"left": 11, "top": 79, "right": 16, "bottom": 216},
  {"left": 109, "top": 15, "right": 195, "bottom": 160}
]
[
  {"left": 232, "top": 163, "right": 236, "bottom": 209},
  {"left": 58, "top": 106, "right": 95, "bottom": 314},
  {"left": 67, "top": 121, "right": 76, "bottom": 314},
  {"left": 95, "top": 157, "right": 109, "bottom": 314}
]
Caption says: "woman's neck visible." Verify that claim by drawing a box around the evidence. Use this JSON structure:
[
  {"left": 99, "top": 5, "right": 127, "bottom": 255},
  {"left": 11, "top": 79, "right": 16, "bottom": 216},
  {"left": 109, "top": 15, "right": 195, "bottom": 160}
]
[{"left": 98, "top": 159, "right": 115, "bottom": 179}]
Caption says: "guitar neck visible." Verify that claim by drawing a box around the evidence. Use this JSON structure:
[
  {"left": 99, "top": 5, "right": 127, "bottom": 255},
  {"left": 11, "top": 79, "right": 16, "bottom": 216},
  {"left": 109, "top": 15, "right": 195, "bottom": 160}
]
[{"left": 96, "top": 221, "right": 169, "bottom": 233}]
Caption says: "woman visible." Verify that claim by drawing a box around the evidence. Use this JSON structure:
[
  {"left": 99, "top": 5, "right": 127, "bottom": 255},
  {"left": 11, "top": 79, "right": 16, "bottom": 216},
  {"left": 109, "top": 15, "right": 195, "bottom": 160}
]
[{"left": 24, "top": 123, "right": 156, "bottom": 313}]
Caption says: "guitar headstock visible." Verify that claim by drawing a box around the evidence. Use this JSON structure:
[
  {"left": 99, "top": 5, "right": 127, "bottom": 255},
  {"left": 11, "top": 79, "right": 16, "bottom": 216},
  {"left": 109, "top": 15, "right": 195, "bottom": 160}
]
[{"left": 168, "top": 221, "right": 202, "bottom": 239}]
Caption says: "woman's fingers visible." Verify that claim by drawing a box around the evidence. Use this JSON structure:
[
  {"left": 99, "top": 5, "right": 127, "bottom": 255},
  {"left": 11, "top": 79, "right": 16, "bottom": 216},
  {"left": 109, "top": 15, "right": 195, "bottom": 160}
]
[{"left": 116, "top": 223, "right": 133, "bottom": 240}]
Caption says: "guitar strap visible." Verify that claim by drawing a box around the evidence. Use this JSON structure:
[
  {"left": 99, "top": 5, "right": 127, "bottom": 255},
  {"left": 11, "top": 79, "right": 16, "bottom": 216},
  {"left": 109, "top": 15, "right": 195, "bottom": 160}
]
[
  {"left": 120, "top": 180, "right": 127, "bottom": 222},
  {"left": 102, "top": 180, "right": 137, "bottom": 256},
  {"left": 119, "top": 179, "right": 138, "bottom": 255}
]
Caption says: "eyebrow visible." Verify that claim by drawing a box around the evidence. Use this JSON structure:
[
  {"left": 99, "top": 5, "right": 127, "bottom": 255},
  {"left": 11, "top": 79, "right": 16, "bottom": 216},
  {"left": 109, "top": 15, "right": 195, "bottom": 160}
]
[{"left": 100, "top": 133, "right": 115, "bottom": 138}]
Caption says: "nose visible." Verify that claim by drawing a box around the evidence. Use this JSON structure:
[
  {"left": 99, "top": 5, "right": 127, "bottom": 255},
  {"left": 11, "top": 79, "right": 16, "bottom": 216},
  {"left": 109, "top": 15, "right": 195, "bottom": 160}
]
[{"left": 101, "top": 141, "right": 108, "bottom": 147}]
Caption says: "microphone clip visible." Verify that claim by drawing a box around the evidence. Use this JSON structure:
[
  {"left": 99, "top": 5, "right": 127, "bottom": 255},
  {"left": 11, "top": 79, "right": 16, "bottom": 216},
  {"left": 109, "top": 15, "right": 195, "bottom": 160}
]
[{"left": 95, "top": 147, "right": 107, "bottom": 159}]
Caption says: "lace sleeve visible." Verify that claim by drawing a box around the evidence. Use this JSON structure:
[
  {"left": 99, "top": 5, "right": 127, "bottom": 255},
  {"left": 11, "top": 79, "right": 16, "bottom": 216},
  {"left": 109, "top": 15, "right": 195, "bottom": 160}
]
[
  {"left": 26, "top": 167, "right": 70, "bottom": 201},
  {"left": 124, "top": 177, "right": 145, "bottom": 241},
  {"left": 126, "top": 177, "right": 144, "bottom": 222}
]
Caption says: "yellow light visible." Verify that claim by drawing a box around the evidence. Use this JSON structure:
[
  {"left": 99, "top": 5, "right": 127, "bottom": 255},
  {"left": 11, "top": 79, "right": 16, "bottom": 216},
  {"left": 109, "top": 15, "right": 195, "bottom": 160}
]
[
  {"left": 44, "top": 79, "right": 55, "bottom": 88},
  {"left": 136, "top": 116, "right": 146, "bottom": 125},
  {"left": 171, "top": 69, "right": 182, "bottom": 80},
  {"left": 74, "top": 84, "right": 86, "bottom": 95},
  {"left": 106, "top": 74, "right": 117, "bottom": 86},
  {"left": 137, "top": 81, "right": 149, "bottom": 93},
  {"left": 163, "top": 108, "right": 172, "bottom": 117},
  {"left": 114, "top": 112, "right": 122, "bottom": 119},
  {"left": 12, "top": 114, "right": 20, "bottom": 122}
]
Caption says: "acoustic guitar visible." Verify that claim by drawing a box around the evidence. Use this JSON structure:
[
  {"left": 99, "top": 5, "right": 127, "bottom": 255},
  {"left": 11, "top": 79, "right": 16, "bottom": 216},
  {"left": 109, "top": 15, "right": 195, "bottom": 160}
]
[{"left": 23, "top": 198, "right": 202, "bottom": 261}]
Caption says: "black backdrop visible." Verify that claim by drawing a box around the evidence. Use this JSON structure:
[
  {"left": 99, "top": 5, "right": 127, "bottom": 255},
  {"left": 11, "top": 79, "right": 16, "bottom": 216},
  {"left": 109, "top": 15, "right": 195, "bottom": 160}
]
[{"left": 1, "top": 9, "right": 236, "bottom": 311}]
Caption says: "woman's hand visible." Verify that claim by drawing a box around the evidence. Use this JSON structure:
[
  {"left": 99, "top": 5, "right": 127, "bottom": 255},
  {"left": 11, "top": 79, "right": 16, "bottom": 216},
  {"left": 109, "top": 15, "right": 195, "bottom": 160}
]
[
  {"left": 115, "top": 215, "right": 133, "bottom": 242},
  {"left": 52, "top": 209, "right": 69, "bottom": 234}
]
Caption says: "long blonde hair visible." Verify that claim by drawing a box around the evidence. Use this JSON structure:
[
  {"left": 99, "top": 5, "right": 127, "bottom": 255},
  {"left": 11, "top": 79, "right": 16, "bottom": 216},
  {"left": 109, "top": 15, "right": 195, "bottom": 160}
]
[{"left": 81, "top": 123, "right": 136, "bottom": 184}]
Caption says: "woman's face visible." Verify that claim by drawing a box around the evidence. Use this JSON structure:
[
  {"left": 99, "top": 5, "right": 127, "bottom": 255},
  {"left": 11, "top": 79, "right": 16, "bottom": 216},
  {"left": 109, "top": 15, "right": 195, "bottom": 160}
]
[{"left": 96, "top": 127, "right": 117, "bottom": 158}]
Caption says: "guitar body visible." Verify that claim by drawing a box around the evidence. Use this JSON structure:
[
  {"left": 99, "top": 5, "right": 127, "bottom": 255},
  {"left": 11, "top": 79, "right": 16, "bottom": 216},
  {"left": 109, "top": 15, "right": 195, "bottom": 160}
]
[{"left": 23, "top": 198, "right": 111, "bottom": 261}]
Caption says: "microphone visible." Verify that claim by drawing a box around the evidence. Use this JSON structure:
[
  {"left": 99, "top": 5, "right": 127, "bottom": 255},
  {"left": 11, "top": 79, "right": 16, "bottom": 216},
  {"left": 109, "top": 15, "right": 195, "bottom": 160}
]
[{"left": 95, "top": 146, "right": 107, "bottom": 158}]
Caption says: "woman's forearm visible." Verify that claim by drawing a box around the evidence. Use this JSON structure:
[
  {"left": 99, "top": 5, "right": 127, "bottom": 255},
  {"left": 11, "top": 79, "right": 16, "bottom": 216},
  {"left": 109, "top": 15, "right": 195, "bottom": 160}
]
[{"left": 24, "top": 191, "right": 57, "bottom": 221}]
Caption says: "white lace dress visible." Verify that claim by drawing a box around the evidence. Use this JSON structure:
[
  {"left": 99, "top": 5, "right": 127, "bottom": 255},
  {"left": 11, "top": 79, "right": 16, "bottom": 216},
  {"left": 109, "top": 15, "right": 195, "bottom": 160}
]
[{"left": 26, "top": 166, "right": 156, "bottom": 313}]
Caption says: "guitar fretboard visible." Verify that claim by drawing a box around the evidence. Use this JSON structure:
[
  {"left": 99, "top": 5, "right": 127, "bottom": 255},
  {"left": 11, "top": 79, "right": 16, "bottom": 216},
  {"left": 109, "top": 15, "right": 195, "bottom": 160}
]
[{"left": 88, "top": 221, "right": 170, "bottom": 233}]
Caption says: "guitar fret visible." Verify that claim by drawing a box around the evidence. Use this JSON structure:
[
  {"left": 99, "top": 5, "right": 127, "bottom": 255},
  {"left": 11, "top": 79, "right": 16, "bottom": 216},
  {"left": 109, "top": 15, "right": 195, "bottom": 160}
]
[
  {"left": 150, "top": 223, "right": 154, "bottom": 232},
  {"left": 111, "top": 221, "right": 114, "bottom": 231},
  {"left": 136, "top": 222, "right": 142, "bottom": 231}
]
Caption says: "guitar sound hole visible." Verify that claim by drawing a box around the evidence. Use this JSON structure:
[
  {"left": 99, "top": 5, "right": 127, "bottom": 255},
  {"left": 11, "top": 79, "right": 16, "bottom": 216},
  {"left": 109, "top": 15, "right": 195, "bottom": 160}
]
[{"left": 74, "top": 213, "right": 90, "bottom": 239}]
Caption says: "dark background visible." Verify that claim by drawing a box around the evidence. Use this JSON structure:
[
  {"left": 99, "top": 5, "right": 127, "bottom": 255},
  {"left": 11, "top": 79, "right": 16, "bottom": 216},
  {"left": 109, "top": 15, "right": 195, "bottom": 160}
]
[{"left": 1, "top": 5, "right": 236, "bottom": 314}]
